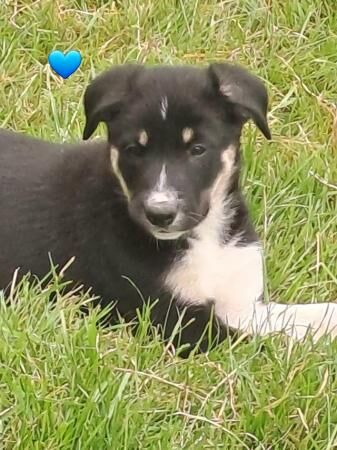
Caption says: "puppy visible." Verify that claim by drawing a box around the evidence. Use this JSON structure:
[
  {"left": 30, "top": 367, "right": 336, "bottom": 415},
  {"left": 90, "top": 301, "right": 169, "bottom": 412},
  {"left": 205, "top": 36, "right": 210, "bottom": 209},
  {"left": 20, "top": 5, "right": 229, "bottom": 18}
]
[{"left": 1, "top": 63, "right": 336, "bottom": 355}]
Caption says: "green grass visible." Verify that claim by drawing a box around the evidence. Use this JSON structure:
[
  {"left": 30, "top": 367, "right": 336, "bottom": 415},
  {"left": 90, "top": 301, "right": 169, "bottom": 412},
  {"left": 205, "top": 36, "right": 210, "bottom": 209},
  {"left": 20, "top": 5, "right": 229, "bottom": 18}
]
[{"left": 1, "top": 0, "right": 337, "bottom": 448}]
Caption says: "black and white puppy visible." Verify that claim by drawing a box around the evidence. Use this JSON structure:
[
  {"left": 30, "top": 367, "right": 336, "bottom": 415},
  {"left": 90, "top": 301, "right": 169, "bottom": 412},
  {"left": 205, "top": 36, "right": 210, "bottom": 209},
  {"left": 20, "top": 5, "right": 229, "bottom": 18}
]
[{"left": 1, "top": 63, "right": 336, "bottom": 355}]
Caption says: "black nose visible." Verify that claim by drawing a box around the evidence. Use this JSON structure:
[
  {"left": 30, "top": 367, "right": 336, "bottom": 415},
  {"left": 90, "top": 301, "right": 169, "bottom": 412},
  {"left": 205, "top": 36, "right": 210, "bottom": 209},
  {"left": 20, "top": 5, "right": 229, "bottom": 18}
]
[{"left": 145, "top": 205, "right": 177, "bottom": 228}]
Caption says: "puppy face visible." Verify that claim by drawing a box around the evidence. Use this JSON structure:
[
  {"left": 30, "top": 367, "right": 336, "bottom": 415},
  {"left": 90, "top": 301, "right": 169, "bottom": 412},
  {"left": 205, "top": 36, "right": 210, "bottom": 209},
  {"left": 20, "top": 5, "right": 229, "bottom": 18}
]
[
  {"left": 108, "top": 88, "right": 241, "bottom": 239},
  {"left": 83, "top": 64, "right": 271, "bottom": 240}
]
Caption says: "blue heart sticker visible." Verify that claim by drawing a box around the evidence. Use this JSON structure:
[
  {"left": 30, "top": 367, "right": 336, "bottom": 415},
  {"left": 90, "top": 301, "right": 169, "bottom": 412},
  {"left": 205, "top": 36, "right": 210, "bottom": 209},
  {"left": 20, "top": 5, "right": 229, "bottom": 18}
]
[{"left": 48, "top": 50, "right": 82, "bottom": 79}]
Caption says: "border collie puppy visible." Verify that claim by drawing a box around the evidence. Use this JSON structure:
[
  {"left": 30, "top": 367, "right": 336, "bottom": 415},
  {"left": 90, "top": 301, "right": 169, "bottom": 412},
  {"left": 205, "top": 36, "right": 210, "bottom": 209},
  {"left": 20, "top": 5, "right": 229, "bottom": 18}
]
[{"left": 1, "top": 63, "right": 337, "bottom": 355}]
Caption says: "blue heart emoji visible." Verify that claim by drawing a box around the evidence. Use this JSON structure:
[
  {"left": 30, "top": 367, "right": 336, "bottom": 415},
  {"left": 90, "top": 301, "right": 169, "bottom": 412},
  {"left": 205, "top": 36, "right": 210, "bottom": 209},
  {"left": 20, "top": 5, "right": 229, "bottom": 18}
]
[{"left": 48, "top": 50, "right": 82, "bottom": 79}]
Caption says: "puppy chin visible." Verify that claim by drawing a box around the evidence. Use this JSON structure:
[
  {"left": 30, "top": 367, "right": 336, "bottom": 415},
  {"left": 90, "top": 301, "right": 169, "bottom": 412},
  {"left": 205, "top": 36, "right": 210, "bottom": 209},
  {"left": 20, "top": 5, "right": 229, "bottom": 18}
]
[{"left": 150, "top": 229, "right": 187, "bottom": 241}]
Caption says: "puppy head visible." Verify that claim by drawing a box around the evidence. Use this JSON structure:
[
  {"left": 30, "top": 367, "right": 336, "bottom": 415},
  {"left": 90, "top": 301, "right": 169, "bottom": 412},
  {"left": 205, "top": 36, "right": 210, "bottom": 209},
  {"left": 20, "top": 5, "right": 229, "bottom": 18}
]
[{"left": 83, "top": 63, "right": 271, "bottom": 240}]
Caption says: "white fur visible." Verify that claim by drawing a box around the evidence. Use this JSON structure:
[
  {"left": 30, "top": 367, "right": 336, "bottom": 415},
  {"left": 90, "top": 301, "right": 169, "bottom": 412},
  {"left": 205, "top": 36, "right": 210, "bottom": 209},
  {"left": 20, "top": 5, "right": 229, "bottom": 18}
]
[
  {"left": 245, "top": 301, "right": 337, "bottom": 341},
  {"left": 160, "top": 96, "right": 168, "bottom": 120},
  {"left": 157, "top": 164, "right": 167, "bottom": 191}
]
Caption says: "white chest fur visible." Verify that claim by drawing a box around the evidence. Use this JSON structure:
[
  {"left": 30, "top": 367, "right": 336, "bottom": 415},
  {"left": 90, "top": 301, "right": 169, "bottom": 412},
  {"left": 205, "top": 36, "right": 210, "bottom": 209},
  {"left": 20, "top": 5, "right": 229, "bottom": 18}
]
[{"left": 164, "top": 233, "right": 264, "bottom": 327}]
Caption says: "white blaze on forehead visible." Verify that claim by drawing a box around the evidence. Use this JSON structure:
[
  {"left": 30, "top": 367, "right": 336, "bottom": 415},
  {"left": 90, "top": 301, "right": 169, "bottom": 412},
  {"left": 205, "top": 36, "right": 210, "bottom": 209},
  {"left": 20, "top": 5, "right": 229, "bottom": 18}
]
[
  {"left": 182, "top": 127, "right": 194, "bottom": 144},
  {"left": 138, "top": 130, "right": 148, "bottom": 146},
  {"left": 160, "top": 96, "right": 168, "bottom": 120}
]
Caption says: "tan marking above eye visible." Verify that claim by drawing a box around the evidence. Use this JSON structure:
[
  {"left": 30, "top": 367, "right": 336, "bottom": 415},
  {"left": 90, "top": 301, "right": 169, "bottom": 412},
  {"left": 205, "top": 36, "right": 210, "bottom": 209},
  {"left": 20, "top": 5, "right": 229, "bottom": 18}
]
[
  {"left": 182, "top": 127, "right": 194, "bottom": 144},
  {"left": 138, "top": 130, "right": 148, "bottom": 146}
]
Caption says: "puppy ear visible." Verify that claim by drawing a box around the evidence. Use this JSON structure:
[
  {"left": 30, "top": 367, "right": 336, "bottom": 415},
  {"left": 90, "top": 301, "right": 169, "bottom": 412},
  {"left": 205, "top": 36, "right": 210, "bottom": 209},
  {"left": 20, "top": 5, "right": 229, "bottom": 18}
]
[
  {"left": 208, "top": 63, "right": 271, "bottom": 139},
  {"left": 83, "top": 65, "right": 143, "bottom": 140}
]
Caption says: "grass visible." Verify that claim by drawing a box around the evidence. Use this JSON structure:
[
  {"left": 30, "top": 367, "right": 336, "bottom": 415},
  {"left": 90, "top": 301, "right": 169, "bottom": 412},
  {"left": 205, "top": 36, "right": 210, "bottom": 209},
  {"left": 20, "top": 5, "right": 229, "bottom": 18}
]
[{"left": 1, "top": 0, "right": 337, "bottom": 448}]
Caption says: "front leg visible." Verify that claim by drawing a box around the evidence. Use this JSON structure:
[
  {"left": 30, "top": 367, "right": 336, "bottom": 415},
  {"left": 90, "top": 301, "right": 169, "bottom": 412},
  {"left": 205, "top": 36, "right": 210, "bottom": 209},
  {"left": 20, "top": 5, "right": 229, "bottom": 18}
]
[
  {"left": 225, "top": 295, "right": 337, "bottom": 342},
  {"left": 215, "top": 244, "right": 337, "bottom": 341}
]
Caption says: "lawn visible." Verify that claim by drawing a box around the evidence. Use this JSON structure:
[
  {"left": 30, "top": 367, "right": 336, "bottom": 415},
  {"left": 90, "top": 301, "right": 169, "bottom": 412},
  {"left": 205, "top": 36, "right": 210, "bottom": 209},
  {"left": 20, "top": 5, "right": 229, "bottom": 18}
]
[{"left": 1, "top": 0, "right": 337, "bottom": 448}]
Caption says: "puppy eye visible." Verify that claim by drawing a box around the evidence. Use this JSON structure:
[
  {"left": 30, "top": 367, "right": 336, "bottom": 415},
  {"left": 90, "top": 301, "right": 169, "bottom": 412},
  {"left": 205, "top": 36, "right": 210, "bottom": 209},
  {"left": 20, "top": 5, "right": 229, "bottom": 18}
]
[
  {"left": 125, "top": 144, "right": 146, "bottom": 157},
  {"left": 189, "top": 144, "right": 206, "bottom": 157}
]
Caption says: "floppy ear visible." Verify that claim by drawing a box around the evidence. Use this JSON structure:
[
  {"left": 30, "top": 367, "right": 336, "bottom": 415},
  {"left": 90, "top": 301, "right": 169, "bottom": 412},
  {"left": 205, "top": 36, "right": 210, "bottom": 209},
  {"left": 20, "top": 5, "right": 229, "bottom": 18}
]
[
  {"left": 208, "top": 63, "right": 271, "bottom": 139},
  {"left": 83, "top": 64, "right": 144, "bottom": 140}
]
